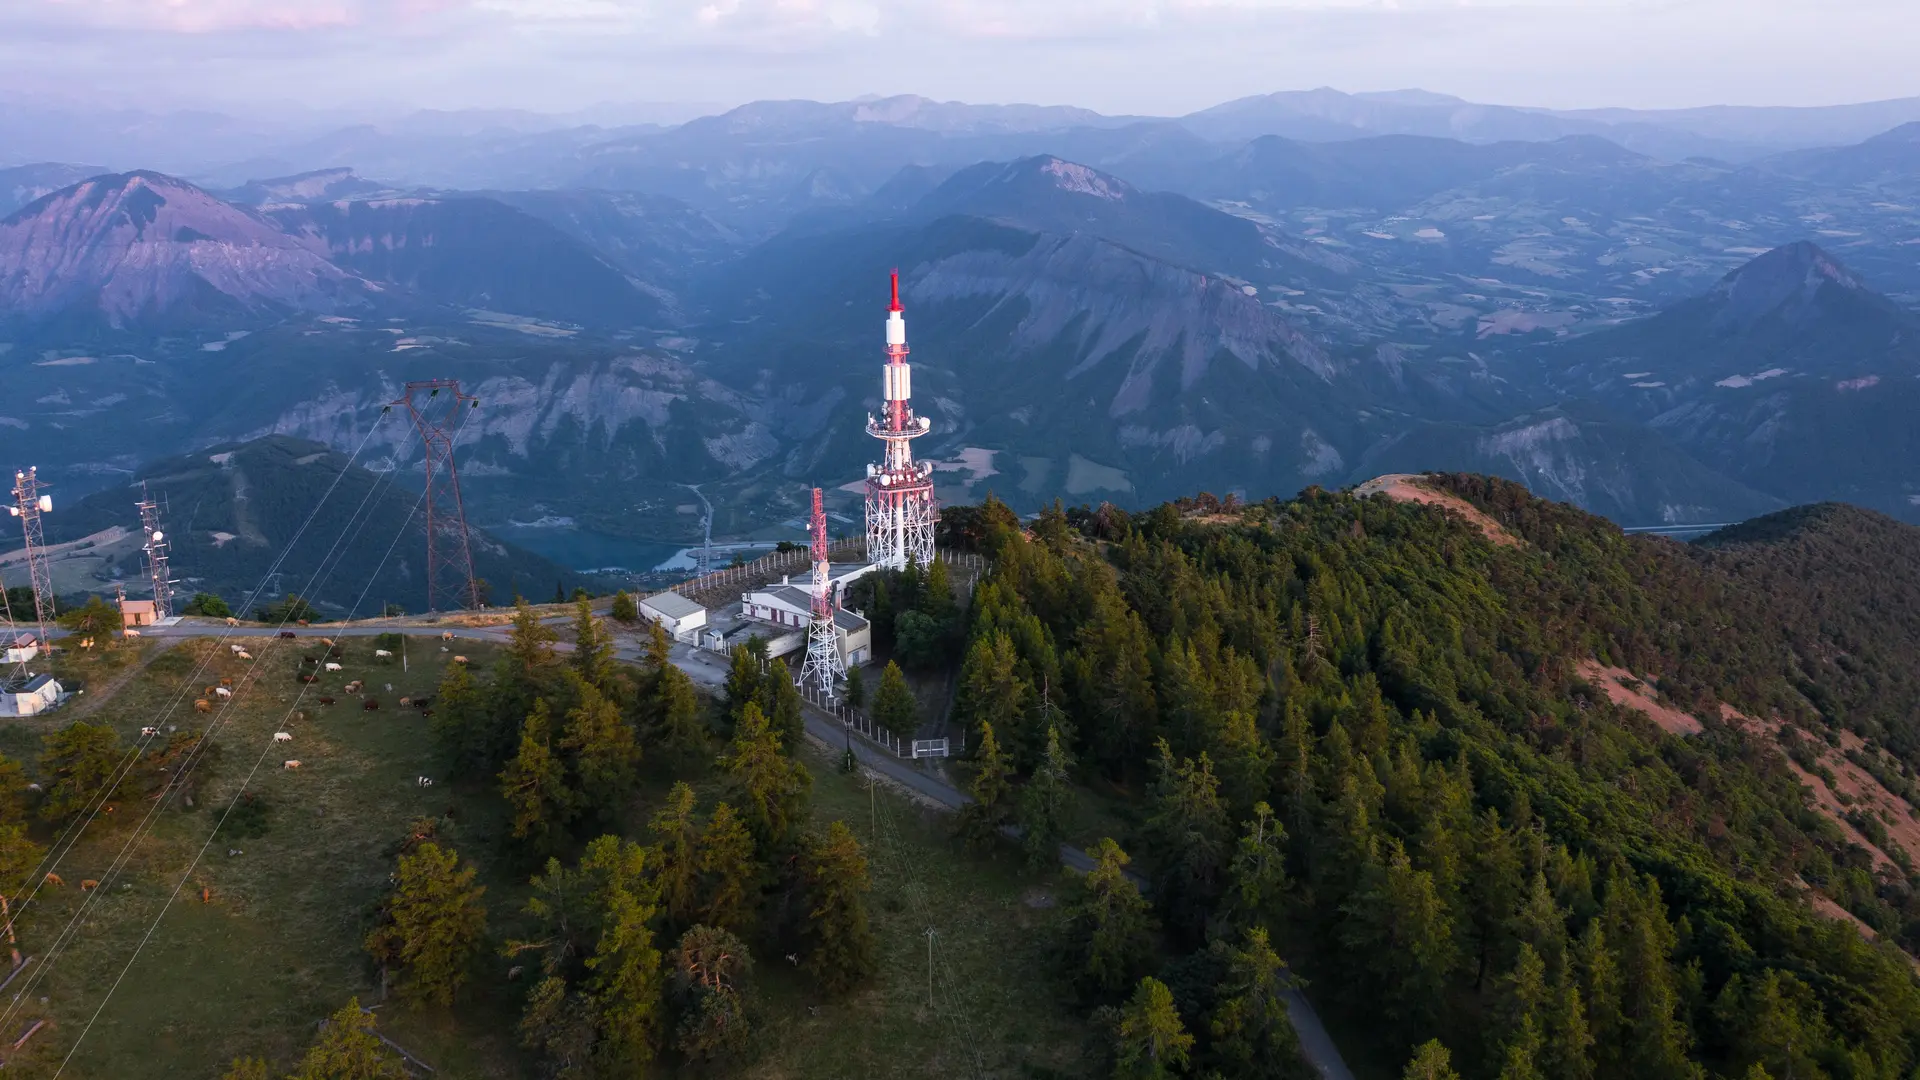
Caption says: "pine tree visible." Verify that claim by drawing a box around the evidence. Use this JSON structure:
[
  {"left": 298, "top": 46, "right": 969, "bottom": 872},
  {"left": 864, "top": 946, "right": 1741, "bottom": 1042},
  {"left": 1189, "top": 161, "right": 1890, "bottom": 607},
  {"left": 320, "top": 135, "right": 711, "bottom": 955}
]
[
  {"left": 957, "top": 720, "right": 1014, "bottom": 851},
  {"left": 560, "top": 677, "right": 640, "bottom": 825},
  {"left": 649, "top": 782, "right": 701, "bottom": 929},
  {"left": 1112, "top": 976, "right": 1193, "bottom": 1080},
  {"left": 570, "top": 596, "right": 618, "bottom": 692},
  {"left": 364, "top": 842, "right": 488, "bottom": 1005},
  {"left": 1543, "top": 961, "right": 1595, "bottom": 1080},
  {"left": 1068, "top": 838, "right": 1156, "bottom": 998},
  {"left": 722, "top": 640, "right": 767, "bottom": 732},
  {"left": 1339, "top": 837, "right": 1455, "bottom": 1039},
  {"left": 499, "top": 699, "right": 570, "bottom": 854},
  {"left": 668, "top": 925, "right": 754, "bottom": 1061},
  {"left": 506, "top": 597, "right": 560, "bottom": 676},
  {"left": 695, "top": 802, "right": 758, "bottom": 933},
  {"left": 1401, "top": 1040, "right": 1462, "bottom": 1080},
  {"left": 1144, "top": 739, "right": 1231, "bottom": 941},
  {"left": 844, "top": 665, "right": 867, "bottom": 713},
  {"left": 218, "top": 1058, "right": 269, "bottom": 1080},
  {"left": 871, "top": 660, "right": 919, "bottom": 736},
  {"left": 1226, "top": 802, "right": 1290, "bottom": 935},
  {"left": 955, "top": 633, "right": 1035, "bottom": 763},
  {"left": 1205, "top": 927, "right": 1306, "bottom": 1079},
  {"left": 799, "top": 820, "right": 876, "bottom": 994},
  {"left": 649, "top": 662, "right": 706, "bottom": 762},
  {"left": 1210, "top": 709, "right": 1273, "bottom": 815},
  {"left": 719, "top": 702, "right": 812, "bottom": 849},
  {"left": 289, "top": 999, "right": 408, "bottom": 1080},
  {"left": 1490, "top": 943, "right": 1547, "bottom": 1080},
  {"left": 429, "top": 658, "right": 492, "bottom": 777},
  {"left": 38, "top": 722, "right": 121, "bottom": 822},
  {"left": 1018, "top": 722, "right": 1075, "bottom": 872},
  {"left": 764, "top": 658, "right": 805, "bottom": 753},
  {"left": 610, "top": 590, "right": 639, "bottom": 623}
]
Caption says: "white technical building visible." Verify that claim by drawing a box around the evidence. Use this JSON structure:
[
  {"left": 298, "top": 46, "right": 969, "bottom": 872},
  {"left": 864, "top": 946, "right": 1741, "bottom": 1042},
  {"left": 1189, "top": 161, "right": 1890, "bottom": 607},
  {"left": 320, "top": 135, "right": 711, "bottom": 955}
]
[
  {"left": 1, "top": 673, "right": 62, "bottom": 717},
  {"left": 3, "top": 634, "right": 38, "bottom": 665},
  {"left": 741, "top": 580, "right": 873, "bottom": 667},
  {"left": 638, "top": 590, "right": 708, "bottom": 641},
  {"left": 864, "top": 272, "right": 937, "bottom": 572}
]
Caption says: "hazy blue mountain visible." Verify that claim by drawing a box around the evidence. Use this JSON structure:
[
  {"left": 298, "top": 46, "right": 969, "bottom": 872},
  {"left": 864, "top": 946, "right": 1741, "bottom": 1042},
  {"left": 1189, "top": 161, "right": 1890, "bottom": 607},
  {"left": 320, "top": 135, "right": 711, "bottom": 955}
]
[
  {"left": 269, "top": 195, "right": 665, "bottom": 327},
  {"left": 483, "top": 189, "right": 742, "bottom": 291},
  {"left": 0, "top": 171, "right": 369, "bottom": 333},
  {"left": 1756, "top": 122, "right": 1920, "bottom": 190},
  {"left": 0, "top": 162, "right": 108, "bottom": 216},
  {"left": 44, "top": 434, "right": 574, "bottom": 614},
  {"left": 1524, "top": 242, "right": 1920, "bottom": 517},
  {"left": 222, "top": 166, "right": 393, "bottom": 206}
]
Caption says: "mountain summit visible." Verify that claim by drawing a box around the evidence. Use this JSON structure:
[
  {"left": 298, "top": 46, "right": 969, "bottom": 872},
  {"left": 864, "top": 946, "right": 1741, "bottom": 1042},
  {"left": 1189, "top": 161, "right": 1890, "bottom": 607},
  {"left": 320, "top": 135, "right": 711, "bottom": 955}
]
[
  {"left": 0, "top": 171, "right": 363, "bottom": 330},
  {"left": 1708, "top": 240, "right": 1870, "bottom": 332}
]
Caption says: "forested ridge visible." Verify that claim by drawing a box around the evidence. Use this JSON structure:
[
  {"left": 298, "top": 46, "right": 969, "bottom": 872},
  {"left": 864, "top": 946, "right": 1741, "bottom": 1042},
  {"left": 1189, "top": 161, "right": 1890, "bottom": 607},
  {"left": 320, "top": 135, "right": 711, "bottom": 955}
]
[{"left": 930, "top": 476, "right": 1920, "bottom": 1080}]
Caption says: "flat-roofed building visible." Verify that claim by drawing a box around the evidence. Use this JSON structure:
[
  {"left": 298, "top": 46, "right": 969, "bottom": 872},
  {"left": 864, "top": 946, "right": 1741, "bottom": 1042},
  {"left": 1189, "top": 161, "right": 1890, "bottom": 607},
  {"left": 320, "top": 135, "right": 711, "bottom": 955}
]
[
  {"left": 639, "top": 591, "right": 707, "bottom": 641},
  {"left": 1, "top": 673, "right": 61, "bottom": 717},
  {"left": 120, "top": 599, "right": 157, "bottom": 628}
]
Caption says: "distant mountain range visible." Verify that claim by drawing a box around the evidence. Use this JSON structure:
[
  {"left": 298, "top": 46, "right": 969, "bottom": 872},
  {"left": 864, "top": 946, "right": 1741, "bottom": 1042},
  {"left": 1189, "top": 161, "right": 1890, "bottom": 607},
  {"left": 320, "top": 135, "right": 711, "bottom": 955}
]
[{"left": 2, "top": 102, "right": 1919, "bottom": 552}]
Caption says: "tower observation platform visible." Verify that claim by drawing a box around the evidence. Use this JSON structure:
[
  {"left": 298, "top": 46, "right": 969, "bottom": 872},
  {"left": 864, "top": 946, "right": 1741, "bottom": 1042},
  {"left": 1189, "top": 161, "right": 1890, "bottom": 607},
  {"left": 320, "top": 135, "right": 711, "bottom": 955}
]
[{"left": 864, "top": 271, "right": 937, "bottom": 571}]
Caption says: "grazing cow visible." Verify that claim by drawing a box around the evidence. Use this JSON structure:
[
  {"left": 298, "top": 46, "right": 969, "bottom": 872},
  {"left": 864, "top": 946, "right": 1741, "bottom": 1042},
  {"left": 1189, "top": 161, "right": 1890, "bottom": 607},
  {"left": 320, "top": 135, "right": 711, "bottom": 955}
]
[
  {"left": 412, "top": 696, "right": 432, "bottom": 710},
  {"left": 228, "top": 849, "right": 243, "bottom": 857},
  {"left": 363, "top": 698, "right": 380, "bottom": 711},
  {"left": 324, "top": 662, "right": 342, "bottom": 672},
  {"left": 399, "top": 697, "right": 412, "bottom": 708},
  {"left": 283, "top": 760, "right": 302, "bottom": 769},
  {"left": 297, "top": 619, "right": 310, "bottom": 627},
  {"left": 80, "top": 879, "right": 99, "bottom": 891},
  {"left": 77, "top": 637, "right": 93, "bottom": 650},
  {"left": 298, "top": 673, "right": 317, "bottom": 684},
  {"left": 230, "top": 644, "right": 245, "bottom": 654},
  {"left": 318, "top": 696, "right": 336, "bottom": 706},
  {"left": 220, "top": 677, "right": 234, "bottom": 688},
  {"left": 273, "top": 732, "right": 292, "bottom": 743},
  {"left": 43, "top": 873, "right": 62, "bottom": 887},
  {"left": 417, "top": 776, "right": 433, "bottom": 787},
  {"left": 345, "top": 680, "right": 363, "bottom": 694},
  {"left": 384, "top": 683, "right": 393, "bottom": 693},
  {"left": 194, "top": 699, "right": 212, "bottom": 713},
  {"left": 140, "top": 726, "right": 158, "bottom": 737},
  {"left": 441, "top": 631, "right": 454, "bottom": 641},
  {"left": 302, "top": 655, "right": 318, "bottom": 665},
  {"left": 225, "top": 617, "right": 239, "bottom": 627},
  {"left": 200, "top": 886, "right": 212, "bottom": 903},
  {"left": 278, "top": 631, "right": 296, "bottom": 640},
  {"left": 124, "top": 628, "right": 141, "bottom": 638},
  {"left": 452, "top": 655, "right": 468, "bottom": 664},
  {"left": 374, "top": 649, "right": 393, "bottom": 659},
  {"left": 214, "top": 687, "right": 232, "bottom": 699},
  {"left": 235, "top": 650, "right": 252, "bottom": 660},
  {"left": 321, "top": 638, "right": 335, "bottom": 646}
]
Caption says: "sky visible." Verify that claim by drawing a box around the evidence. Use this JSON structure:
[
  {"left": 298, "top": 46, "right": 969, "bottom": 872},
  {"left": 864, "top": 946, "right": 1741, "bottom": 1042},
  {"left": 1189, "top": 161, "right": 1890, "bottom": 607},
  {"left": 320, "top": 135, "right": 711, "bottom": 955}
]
[{"left": 0, "top": 0, "right": 1915, "bottom": 118}]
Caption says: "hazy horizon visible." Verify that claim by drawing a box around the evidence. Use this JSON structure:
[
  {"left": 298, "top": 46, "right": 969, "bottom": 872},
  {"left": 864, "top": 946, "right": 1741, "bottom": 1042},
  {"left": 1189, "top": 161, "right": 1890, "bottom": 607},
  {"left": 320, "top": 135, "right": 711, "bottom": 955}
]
[{"left": 0, "top": 0, "right": 1914, "bottom": 119}]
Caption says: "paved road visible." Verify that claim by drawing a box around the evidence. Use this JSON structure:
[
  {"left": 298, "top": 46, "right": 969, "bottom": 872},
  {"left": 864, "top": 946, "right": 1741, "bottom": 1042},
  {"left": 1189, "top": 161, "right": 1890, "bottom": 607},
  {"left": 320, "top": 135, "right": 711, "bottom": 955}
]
[{"left": 135, "top": 618, "right": 1357, "bottom": 1080}]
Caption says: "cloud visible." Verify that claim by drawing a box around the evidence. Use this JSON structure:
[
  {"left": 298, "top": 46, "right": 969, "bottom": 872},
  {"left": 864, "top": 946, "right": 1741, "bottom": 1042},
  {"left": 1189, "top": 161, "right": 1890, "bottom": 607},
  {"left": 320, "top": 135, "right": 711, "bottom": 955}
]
[{"left": 26, "top": 0, "right": 460, "bottom": 32}]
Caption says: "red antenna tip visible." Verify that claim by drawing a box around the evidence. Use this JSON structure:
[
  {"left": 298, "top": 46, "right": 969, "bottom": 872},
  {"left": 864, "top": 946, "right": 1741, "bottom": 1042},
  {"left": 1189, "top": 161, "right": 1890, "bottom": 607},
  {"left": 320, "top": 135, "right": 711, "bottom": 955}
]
[{"left": 889, "top": 269, "right": 902, "bottom": 312}]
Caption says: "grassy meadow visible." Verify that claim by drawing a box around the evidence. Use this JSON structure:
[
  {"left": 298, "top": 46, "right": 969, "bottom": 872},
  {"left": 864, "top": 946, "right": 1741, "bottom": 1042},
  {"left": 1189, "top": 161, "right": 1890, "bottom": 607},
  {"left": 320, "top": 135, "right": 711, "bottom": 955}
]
[{"left": 0, "top": 634, "right": 1088, "bottom": 1079}]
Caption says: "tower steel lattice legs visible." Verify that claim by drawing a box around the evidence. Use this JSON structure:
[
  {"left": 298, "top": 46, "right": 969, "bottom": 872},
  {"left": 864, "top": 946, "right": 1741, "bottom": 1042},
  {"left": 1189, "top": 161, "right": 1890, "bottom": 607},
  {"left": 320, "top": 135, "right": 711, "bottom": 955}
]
[
  {"left": 800, "top": 487, "right": 845, "bottom": 698},
  {"left": 137, "top": 481, "right": 173, "bottom": 620},
  {"left": 393, "top": 381, "right": 481, "bottom": 612},
  {"left": 10, "top": 468, "right": 54, "bottom": 648}
]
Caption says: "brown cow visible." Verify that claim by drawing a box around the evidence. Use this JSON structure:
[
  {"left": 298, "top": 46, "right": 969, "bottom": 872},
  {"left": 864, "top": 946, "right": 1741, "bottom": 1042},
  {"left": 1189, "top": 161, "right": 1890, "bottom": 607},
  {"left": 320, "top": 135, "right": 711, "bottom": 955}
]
[
  {"left": 363, "top": 698, "right": 380, "bottom": 711},
  {"left": 80, "top": 879, "right": 99, "bottom": 891},
  {"left": 194, "top": 699, "right": 212, "bottom": 713},
  {"left": 318, "top": 696, "right": 336, "bottom": 706},
  {"left": 219, "top": 677, "right": 234, "bottom": 688},
  {"left": 43, "top": 873, "right": 61, "bottom": 887}
]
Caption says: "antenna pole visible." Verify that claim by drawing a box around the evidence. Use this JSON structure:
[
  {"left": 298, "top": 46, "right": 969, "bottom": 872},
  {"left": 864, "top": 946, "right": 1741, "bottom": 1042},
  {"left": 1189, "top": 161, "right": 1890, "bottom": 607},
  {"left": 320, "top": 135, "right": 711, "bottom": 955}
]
[{"left": 136, "top": 480, "right": 174, "bottom": 620}]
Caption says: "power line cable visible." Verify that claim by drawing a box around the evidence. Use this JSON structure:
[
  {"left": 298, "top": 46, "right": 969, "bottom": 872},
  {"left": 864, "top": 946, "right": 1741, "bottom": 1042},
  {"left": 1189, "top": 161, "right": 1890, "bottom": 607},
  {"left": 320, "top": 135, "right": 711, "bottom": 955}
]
[{"left": 49, "top": 408, "right": 475, "bottom": 1077}]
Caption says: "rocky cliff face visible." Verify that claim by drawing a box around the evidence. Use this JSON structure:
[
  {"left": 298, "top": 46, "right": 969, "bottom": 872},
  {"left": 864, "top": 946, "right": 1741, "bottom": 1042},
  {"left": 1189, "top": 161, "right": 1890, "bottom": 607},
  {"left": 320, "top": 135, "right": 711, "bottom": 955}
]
[{"left": 0, "top": 171, "right": 364, "bottom": 329}]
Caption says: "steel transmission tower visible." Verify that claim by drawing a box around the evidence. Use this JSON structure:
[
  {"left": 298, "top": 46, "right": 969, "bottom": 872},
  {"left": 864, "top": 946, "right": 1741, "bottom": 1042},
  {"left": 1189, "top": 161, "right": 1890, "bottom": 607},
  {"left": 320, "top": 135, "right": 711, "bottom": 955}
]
[
  {"left": 392, "top": 380, "right": 481, "bottom": 612},
  {"left": 9, "top": 468, "right": 54, "bottom": 649},
  {"left": 799, "top": 487, "right": 845, "bottom": 698},
  {"left": 864, "top": 271, "right": 937, "bottom": 571},
  {"left": 136, "top": 481, "right": 174, "bottom": 620}
]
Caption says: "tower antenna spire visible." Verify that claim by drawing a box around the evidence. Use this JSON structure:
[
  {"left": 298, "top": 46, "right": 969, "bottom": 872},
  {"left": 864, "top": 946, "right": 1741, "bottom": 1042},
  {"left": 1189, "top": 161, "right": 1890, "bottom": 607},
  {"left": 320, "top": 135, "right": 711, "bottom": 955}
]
[
  {"left": 391, "top": 380, "right": 481, "bottom": 612},
  {"left": 863, "top": 272, "right": 937, "bottom": 571},
  {"left": 9, "top": 468, "right": 54, "bottom": 651},
  {"left": 136, "top": 480, "right": 174, "bottom": 621}
]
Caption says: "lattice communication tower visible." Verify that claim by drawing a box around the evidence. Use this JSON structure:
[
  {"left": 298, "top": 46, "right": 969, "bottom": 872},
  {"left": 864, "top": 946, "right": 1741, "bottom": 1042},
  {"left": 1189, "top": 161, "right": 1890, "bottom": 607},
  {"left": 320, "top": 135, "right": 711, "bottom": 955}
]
[
  {"left": 136, "top": 481, "right": 174, "bottom": 620},
  {"left": 799, "top": 487, "right": 845, "bottom": 697},
  {"left": 392, "top": 380, "right": 481, "bottom": 612},
  {"left": 864, "top": 271, "right": 937, "bottom": 571},
  {"left": 9, "top": 468, "right": 55, "bottom": 650}
]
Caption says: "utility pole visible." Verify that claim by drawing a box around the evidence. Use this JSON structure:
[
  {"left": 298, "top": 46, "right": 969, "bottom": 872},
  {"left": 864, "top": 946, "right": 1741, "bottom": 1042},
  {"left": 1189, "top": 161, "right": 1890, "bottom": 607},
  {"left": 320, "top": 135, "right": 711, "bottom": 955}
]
[
  {"left": 924, "top": 927, "right": 936, "bottom": 1009},
  {"left": 136, "top": 481, "right": 173, "bottom": 620}
]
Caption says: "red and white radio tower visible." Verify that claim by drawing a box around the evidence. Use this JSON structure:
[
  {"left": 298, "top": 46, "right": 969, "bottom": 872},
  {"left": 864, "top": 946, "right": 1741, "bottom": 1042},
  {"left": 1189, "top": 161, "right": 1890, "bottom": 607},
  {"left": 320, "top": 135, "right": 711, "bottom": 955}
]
[
  {"left": 864, "top": 270, "right": 936, "bottom": 571},
  {"left": 799, "top": 487, "right": 845, "bottom": 697},
  {"left": 392, "top": 380, "right": 481, "bottom": 612}
]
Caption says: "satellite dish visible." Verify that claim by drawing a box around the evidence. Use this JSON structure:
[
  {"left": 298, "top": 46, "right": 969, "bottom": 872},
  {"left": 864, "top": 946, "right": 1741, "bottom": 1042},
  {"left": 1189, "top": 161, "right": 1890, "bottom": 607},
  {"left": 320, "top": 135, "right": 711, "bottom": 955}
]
[
  {"left": 37, "top": 496, "right": 51, "bottom": 513},
  {"left": 5, "top": 507, "right": 15, "bottom": 517},
  {"left": 151, "top": 530, "right": 164, "bottom": 543}
]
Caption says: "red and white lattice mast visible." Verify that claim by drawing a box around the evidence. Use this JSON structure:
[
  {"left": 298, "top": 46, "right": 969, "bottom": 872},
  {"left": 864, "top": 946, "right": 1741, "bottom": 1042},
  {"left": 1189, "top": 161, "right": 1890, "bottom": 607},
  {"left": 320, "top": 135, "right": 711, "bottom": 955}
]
[
  {"left": 864, "top": 271, "right": 936, "bottom": 571},
  {"left": 391, "top": 380, "right": 481, "bottom": 612},
  {"left": 799, "top": 487, "right": 845, "bottom": 697}
]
